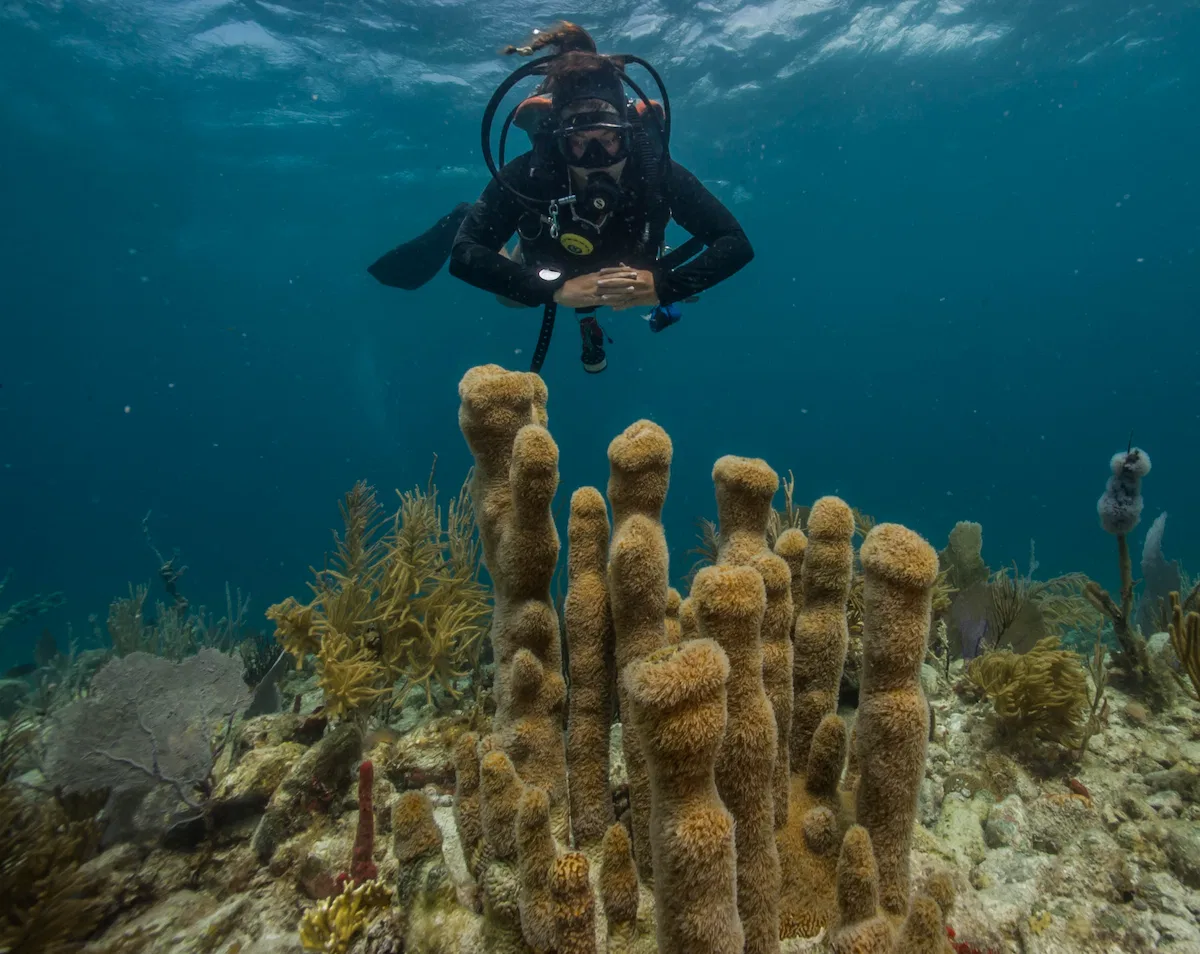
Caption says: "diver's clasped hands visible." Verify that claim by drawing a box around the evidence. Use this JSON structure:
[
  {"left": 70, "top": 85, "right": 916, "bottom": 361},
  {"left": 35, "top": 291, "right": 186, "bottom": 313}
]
[{"left": 553, "top": 264, "right": 658, "bottom": 310}]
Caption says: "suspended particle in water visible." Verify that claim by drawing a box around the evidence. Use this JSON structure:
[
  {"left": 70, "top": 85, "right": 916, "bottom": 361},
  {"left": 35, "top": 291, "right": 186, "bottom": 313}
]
[{"left": 124, "top": 405, "right": 131, "bottom": 413}]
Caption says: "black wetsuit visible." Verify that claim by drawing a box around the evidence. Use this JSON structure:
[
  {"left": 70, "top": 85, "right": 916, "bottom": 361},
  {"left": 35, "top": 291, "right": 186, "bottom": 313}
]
[{"left": 448, "top": 150, "right": 754, "bottom": 308}]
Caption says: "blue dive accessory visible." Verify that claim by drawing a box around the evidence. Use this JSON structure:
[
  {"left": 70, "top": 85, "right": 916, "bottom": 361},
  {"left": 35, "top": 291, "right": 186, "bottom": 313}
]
[{"left": 645, "top": 302, "right": 682, "bottom": 332}]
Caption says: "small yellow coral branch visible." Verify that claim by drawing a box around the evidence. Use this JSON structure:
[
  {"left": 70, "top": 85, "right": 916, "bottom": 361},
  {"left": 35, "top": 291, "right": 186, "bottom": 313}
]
[
  {"left": 317, "top": 629, "right": 390, "bottom": 721},
  {"left": 266, "top": 596, "right": 319, "bottom": 665},
  {"left": 1168, "top": 591, "right": 1200, "bottom": 699},
  {"left": 299, "top": 880, "right": 393, "bottom": 954}
]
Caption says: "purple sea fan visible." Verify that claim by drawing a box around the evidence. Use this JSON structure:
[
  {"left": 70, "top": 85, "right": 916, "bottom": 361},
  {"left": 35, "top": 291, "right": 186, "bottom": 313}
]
[
  {"left": 959, "top": 617, "right": 991, "bottom": 662},
  {"left": 1097, "top": 447, "right": 1151, "bottom": 536}
]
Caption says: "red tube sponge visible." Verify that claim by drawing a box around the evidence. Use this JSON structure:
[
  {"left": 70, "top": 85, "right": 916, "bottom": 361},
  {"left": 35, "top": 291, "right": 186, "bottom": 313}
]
[{"left": 350, "top": 759, "right": 378, "bottom": 884}]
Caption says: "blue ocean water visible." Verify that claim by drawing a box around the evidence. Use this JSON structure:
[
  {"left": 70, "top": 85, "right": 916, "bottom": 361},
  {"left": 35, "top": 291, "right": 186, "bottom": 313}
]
[{"left": 1, "top": 0, "right": 1196, "bottom": 669}]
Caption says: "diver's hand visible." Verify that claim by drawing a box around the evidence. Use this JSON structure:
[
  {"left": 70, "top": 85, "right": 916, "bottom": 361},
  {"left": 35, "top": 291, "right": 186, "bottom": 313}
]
[
  {"left": 553, "top": 267, "right": 640, "bottom": 308},
  {"left": 602, "top": 264, "right": 659, "bottom": 311}
]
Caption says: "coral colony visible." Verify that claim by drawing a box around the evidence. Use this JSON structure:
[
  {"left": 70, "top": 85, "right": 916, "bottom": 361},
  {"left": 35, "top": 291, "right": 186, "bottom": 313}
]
[{"left": 1, "top": 365, "right": 1198, "bottom": 954}]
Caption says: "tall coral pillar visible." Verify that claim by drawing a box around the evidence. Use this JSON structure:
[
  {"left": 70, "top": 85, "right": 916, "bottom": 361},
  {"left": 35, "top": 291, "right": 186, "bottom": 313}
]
[
  {"left": 856, "top": 523, "right": 938, "bottom": 916},
  {"left": 791, "top": 496, "right": 855, "bottom": 770},
  {"left": 606, "top": 420, "right": 672, "bottom": 881},
  {"left": 624, "top": 639, "right": 744, "bottom": 954},
  {"left": 458, "top": 365, "right": 567, "bottom": 829},
  {"left": 711, "top": 455, "right": 778, "bottom": 566},
  {"left": 710, "top": 455, "right": 794, "bottom": 828},
  {"left": 774, "top": 527, "right": 808, "bottom": 625},
  {"left": 754, "top": 552, "right": 795, "bottom": 829},
  {"left": 694, "top": 565, "right": 781, "bottom": 954},
  {"left": 563, "top": 487, "right": 615, "bottom": 848}
]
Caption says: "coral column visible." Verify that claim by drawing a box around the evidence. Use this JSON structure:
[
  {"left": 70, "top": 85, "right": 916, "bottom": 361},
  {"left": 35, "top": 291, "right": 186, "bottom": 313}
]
[
  {"left": 624, "top": 639, "right": 744, "bottom": 954},
  {"left": 458, "top": 365, "right": 568, "bottom": 832},
  {"left": 856, "top": 523, "right": 939, "bottom": 917},
  {"left": 791, "top": 496, "right": 855, "bottom": 770},
  {"left": 606, "top": 420, "right": 673, "bottom": 881},
  {"left": 694, "top": 565, "right": 781, "bottom": 954},
  {"left": 710, "top": 454, "right": 794, "bottom": 830},
  {"left": 563, "top": 487, "right": 615, "bottom": 849}
]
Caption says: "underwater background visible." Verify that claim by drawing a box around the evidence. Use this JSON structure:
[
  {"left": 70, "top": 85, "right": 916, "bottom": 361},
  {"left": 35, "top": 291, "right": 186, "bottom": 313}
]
[{"left": 1, "top": 0, "right": 1197, "bottom": 670}]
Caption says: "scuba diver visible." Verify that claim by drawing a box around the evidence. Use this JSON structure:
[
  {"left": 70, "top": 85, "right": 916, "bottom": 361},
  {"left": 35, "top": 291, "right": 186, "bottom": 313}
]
[{"left": 367, "top": 22, "right": 754, "bottom": 374}]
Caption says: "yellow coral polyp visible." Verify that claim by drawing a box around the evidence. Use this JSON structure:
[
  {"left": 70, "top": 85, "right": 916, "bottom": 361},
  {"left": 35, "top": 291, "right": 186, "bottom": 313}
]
[
  {"left": 299, "top": 880, "right": 393, "bottom": 954},
  {"left": 266, "top": 596, "right": 320, "bottom": 663}
]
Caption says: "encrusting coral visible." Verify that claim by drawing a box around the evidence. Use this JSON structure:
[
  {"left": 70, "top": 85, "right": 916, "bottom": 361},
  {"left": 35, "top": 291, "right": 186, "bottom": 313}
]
[{"left": 252, "top": 722, "right": 363, "bottom": 864}]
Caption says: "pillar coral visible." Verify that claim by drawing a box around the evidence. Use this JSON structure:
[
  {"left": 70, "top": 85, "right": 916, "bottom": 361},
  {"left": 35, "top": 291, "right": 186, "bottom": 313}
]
[{"left": 606, "top": 420, "right": 673, "bottom": 881}]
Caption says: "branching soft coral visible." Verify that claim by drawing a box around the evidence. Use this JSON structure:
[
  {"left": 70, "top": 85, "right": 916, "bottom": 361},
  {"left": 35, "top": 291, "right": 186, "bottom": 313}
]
[
  {"left": 0, "top": 719, "right": 105, "bottom": 954},
  {"left": 266, "top": 475, "right": 490, "bottom": 721},
  {"left": 1167, "top": 591, "right": 1200, "bottom": 699},
  {"left": 966, "top": 636, "right": 1090, "bottom": 752},
  {"left": 299, "top": 879, "right": 393, "bottom": 954}
]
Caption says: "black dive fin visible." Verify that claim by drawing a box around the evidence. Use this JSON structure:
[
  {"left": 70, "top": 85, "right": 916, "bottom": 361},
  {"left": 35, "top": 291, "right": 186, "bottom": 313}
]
[{"left": 367, "top": 202, "right": 471, "bottom": 290}]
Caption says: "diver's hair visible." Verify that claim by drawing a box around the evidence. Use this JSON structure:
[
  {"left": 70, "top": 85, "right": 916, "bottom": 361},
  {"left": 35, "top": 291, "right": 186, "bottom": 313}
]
[
  {"left": 543, "top": 51, "right": 627, "bottom": 111},
  {"left": 501, "top": 21, "right": 597, "bottom": 57},
  {"left": 501, "top": 23, "right": 628, "bottom": 117},
  {"left": 543, "top": 50, "right": 623, "bottom": 84}
]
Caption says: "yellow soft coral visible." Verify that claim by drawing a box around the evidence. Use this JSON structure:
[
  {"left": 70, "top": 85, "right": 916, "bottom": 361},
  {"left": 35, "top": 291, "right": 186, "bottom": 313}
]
[
  {"left": 267, "top": 477, "right": 490, "bottom": 720},
  {"left": 317, "top": 628, "right": 391, "bottom": 720},
  {"left": 299, "top": 880, "right": 393, "bottom": 954},
  {"left": 967, "top": 636, "right": 1090, "bottom": 749},
  {"left": 1168, "top": 590, "right": 1200, "bottom": 698},
  {"left": 265, "top": 596, "right": 319, "bottom": 663}
]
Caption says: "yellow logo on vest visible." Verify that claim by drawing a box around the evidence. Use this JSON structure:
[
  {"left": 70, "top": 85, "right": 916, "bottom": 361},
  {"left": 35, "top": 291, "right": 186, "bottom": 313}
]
[{"left": 559, "top": 233, "right": 594, "bottom": 256}]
